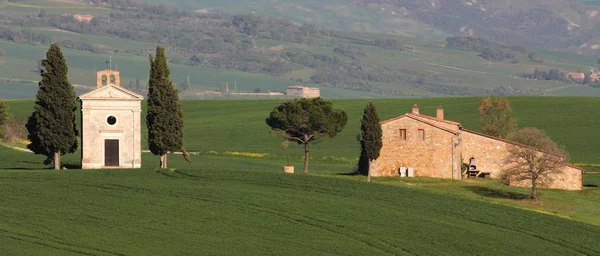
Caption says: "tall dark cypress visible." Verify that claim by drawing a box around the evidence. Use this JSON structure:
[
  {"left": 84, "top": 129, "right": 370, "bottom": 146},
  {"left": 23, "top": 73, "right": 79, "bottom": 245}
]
[
  {"left": 26, "top": 43, "right": 78, "bottom": 169},
  {"left": 359, "top": 101, "right": 382, "bottom": 181},
  {"left": 0, "top": 99, "right": 8, "bottom": 139},
  {"left": 146, "top": 46, "right": 184, "bottom": 168}
]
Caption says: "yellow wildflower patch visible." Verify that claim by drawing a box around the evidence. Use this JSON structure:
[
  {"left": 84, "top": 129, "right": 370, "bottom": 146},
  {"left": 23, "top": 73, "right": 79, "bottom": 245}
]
[{"left": 223, "top": 151, "right": 269, "bottom": 159}]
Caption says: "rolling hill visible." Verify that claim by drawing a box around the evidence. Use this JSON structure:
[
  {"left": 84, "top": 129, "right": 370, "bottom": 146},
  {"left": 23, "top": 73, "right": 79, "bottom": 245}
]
[
  {"left": 1, "top": 97, "right": 600, "bottom": 254},
  {"left": 0, "top": 157, "right": 599, "bottom": 255},
  {"left": 2, "top": 0, "right": 600, "bottom": 99},
  {"left": 137, "top": 0, "right": 600, "bottom": 54},
  {"left": 5, "top": 97, "right": 600, "bottom": 165}
]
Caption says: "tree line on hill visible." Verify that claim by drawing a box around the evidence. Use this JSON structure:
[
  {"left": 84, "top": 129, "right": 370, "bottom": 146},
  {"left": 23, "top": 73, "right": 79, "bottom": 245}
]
[
  {"left": 517, "top": 68, "right": 600, "bottom": 87},
  {"left": 0, "top": 3, "right": 547, "bottom": 97},
  {"left": 446, "top": 36, "right": 531, "bottom": 63}
]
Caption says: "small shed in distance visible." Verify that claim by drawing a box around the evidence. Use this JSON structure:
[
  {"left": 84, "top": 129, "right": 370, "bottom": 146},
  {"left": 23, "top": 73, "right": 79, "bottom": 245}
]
[{"left": 286, "top": 85, "right": 320, "bottom": 98}]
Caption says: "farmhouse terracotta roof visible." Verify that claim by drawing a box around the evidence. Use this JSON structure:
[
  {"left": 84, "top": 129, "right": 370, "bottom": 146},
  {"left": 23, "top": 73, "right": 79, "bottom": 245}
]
[
  {"left": 381, "top": 113, "right": 458, "bottom": 135},
  {"left": 415, "top": 114, "right": 461, "bottom": 125}
]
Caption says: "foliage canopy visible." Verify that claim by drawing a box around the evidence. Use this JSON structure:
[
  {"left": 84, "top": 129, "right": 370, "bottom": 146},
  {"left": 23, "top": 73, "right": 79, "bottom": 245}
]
[
  {"left": 504, "top": 128, "right": 567, "bottom": 200},
  {"left": 146, "top": 45, "right": 185, "bottom": 168},
  {"left": 358, "top": 101, "right": 382, "bottom": 176},
  {"left": 0, "top": 99, "right": 8, "bottom": 139},
  {"left": 266, "top": 97, "right": 347, "bottom": 173},
  {"left": 478, "top": 97, "right": 517, "bottom": 138},
  {"left": 25, "top": 43, "right": 78, "bottom": 168}
]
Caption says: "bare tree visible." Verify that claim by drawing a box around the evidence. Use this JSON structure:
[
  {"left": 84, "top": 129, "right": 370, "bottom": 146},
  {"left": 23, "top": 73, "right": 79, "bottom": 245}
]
[
  {"left": 479, "top": 97, "right": 517, "bottom": 138},
  {"left": 504, "top": 128, "right": 567, "bottom": 200}
]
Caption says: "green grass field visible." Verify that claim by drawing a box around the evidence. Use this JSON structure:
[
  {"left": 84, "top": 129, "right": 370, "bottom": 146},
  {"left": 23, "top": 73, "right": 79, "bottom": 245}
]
[
  {"left": 2, "top": 96, "right": 600, "bottom": 254},
  {"left": 0, "top": 145, "right": 599, "bottom": 254},
  {"left": 5, "top": 97, "right": 600, "bottom": 164}
]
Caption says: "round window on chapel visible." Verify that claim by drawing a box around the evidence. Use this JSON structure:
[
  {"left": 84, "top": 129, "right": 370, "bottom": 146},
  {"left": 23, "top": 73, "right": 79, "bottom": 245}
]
[{"left": 107, "top": 116, "right": 117, "bottom": 125}]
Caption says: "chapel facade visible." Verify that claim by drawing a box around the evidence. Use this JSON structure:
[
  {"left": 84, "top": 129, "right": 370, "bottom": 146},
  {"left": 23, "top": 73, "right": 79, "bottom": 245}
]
[
  {"left": 78, "top": 69, "right": 143, "bottom": 169},
  {"left": 371, "top": 104, "right": 584, "bottom": 191}
]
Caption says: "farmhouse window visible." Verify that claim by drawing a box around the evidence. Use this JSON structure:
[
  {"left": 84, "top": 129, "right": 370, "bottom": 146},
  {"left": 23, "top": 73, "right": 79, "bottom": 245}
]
[
  {"left": 417, "top": 129, "right": 425, "bottom": 141},
  {"left": 399, "top": 129, "right": 407, "bottom": 140}
]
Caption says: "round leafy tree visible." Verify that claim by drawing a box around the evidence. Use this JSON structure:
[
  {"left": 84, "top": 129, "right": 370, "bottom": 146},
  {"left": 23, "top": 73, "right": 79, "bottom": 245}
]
[{"left": 266, "top": 98, "right": 347, "bottom": 173}]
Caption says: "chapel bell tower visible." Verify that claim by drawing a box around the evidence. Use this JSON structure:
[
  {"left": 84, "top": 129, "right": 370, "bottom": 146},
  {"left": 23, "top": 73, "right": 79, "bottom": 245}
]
[{"left": 96, "top": 69, "right": 121, "bottom": 88}]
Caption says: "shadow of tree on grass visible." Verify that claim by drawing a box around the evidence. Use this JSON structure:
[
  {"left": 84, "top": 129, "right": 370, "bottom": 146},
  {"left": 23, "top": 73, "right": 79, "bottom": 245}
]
[
  {"left": 466, "top": 186, "right": 529, "bottom": 200},
  {"left": 335, "top": 170, "right": 360, "bottom": 176}
]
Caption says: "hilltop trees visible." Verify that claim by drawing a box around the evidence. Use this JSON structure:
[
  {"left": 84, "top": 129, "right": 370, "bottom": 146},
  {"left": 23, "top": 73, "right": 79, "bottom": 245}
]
[
  {"left": 478, "top": 97, "right": 517, "bottom": 138},
  {"left": 146, "top": 46, "right": 185, "bottom": 168},
  {"left": 266, "top": 98, "right": 348, "bottom": 173},
  {"left": 358, "top": 101, "right": 382, "bottom": 181},
  {"left": 232, "top": 13, "right": 263, "bottom": 37},
  {"left": 504, "top": 128, "right": 567, "bottom": 200},
  {"left": 25, "top": 43, "right": 78, "bottom": 169},
  {"left": 584, "top": 72, "right": 592, "bottom": 84}
]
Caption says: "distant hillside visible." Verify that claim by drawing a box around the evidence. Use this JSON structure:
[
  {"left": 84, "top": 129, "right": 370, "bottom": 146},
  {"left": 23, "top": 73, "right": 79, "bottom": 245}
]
[
  {"left": 2, "top": 0, "right": 600, "bottom": 99},
  {"left": 136, "top": 0, "right": 600, "bottom": 54}
]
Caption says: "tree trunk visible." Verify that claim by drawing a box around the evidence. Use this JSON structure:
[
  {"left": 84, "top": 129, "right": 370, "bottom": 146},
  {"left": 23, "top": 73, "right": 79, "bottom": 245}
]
[
  {"left": 367, "top": 160, "right": 372, "bottom": 182},
  {"left": 160, "top": 154, "right": 168, "bottom": 168},
  {"left": 54, "top": 151, "right": 60, "bottom": 170},
  {"left": 530, "top": 170, "right": 537, "bottom": 200},
  {"left": 303, "top": 142, "right": 309, "bottom": 174}
]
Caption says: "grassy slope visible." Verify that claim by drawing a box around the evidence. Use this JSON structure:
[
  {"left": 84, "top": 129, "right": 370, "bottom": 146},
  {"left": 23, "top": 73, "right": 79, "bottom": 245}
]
[
  {"left": 0, "top": 145, "right": 599, "bottom": 255},
  {"left": 0, "top": 40, "right": 387, "bottom": 99},
  {"left": 135, "top": 0, "right": 449, "bottom": 40},
  {"left": 5, "top": 97, "right": 600, "bottom": 164}
]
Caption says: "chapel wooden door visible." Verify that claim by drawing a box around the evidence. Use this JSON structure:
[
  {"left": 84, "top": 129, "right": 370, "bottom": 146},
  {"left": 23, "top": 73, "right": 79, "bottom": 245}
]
[{"left": 105, "top": 139, "right": 119, "bottom": 167}]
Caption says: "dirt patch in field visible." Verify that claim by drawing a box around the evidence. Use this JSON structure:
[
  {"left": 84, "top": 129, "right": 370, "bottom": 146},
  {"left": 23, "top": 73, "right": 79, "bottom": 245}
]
[
  {"left": 269, "top": 45, "right": 284, "bottom": 51},
  {"left": 45, "top": 0, "right": 84, "bottom": 5},
  {"left": 42, "top": 27, "right": 76, "bottom": 34}
]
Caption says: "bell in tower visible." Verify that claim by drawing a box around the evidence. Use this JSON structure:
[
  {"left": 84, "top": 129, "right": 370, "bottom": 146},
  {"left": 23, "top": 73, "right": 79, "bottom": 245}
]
[{"left": 96, "top": 61, "right": 120, "bottom": 88}]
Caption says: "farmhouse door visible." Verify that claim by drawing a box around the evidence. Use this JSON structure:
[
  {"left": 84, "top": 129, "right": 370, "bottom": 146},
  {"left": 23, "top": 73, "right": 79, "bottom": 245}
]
[{"left": 105, "top": 139, "right": 119, "bottom": 167}]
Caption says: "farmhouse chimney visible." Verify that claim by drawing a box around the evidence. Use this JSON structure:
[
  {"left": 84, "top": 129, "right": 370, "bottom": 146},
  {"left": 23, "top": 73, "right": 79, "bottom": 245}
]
[
  {"left": 437, "top": 105, "right": 444, "bottom": 120},
  {"left": 412, "top": 104, "right": 420, "bottom": 115}
]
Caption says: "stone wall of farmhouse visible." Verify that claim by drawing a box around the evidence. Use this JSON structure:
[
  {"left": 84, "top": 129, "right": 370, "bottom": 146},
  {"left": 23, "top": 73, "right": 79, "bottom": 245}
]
[
  {"left": 461, "top": 130, "right": 511, "bottom": 178},
  {"left": 509, "top": 166, "right": 583, "bottom": 191},
  {"left": 462, "top": 130, "right": 582, "bottom": 190},
  {"left": 372, "top": 117, "right": 461, "bottom": 179}
]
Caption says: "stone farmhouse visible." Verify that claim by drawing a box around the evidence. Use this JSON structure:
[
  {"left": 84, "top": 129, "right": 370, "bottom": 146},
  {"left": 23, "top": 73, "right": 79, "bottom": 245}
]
[
  {"left": 564, "top": 72, "right": 585, "bottom": 82},
  {"left": 371, "top": 104, "right": 584, "bottom": 191}
]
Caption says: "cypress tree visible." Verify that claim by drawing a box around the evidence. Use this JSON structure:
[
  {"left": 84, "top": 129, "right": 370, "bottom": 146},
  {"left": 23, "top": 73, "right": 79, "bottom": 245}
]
[
  {"left": 25, "top": 43, "right": 78, "bottom": 169},
  {"left": 0, "top": 99, "right": 8, "bottom": 139},
  {"left": 359, "top": 101, "right": 382, "bottom": 182},
  {"left": 146, "top": 46, "right": 185, "bottom": 168}
]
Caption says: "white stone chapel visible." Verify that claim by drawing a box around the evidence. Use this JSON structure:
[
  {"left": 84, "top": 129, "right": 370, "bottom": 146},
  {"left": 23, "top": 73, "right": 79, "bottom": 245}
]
[{"left": 78, "top": 69, "right": 144, "bottom": 169}]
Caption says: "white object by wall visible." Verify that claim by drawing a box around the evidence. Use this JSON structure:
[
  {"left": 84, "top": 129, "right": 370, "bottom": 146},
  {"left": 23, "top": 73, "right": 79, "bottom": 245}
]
[{"left": 407, "top": 168, "right": 415, "bottom": 177}]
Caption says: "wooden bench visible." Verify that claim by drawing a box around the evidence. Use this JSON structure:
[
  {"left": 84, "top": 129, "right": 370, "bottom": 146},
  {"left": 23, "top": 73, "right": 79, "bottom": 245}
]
[
  {"left": 466, "top": 170, "right": 479, "bottom": 178},
  {"left": 477, "top": 172, "right": 491, "bottom": 179}
]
